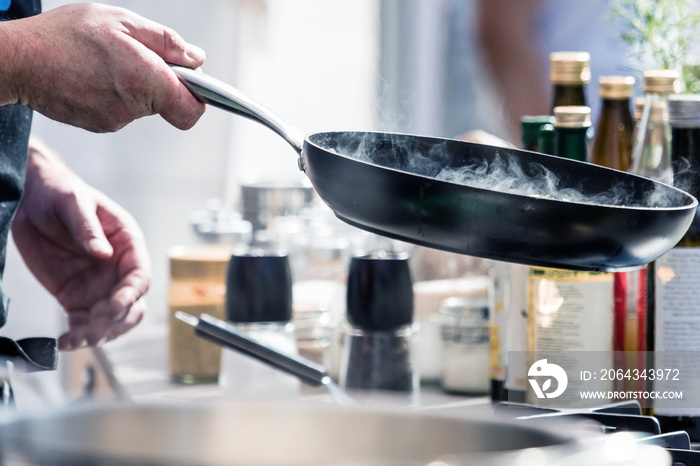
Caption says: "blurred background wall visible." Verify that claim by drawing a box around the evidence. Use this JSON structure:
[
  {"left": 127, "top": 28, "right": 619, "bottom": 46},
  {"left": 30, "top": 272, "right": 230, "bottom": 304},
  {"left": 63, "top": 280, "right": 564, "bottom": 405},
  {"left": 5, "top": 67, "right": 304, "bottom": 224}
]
[{"left": 1, "top": 0, "right": 503, "bottom": 341}]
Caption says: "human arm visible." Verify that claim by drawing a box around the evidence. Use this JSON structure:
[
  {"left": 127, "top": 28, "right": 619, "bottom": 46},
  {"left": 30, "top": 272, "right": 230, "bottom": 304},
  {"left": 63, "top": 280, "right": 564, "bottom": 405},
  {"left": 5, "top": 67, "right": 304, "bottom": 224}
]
[
  {"left": 475, "top": 0, "right": 549, "bottom": 142},
  {"left": 11, "top": 138, "right": 150, "bottom": 349},
  {"left": 0, "top": 2, "right": 205, "bottom": 132}
]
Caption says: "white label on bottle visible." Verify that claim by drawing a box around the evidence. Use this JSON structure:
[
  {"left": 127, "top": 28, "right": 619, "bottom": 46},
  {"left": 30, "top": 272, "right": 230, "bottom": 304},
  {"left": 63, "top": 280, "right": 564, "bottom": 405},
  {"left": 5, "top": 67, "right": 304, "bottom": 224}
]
[
  {"left": 654, "top": 248, "right": 700, "bottom": 416},
  {"left": 655, "top": 248, "right": 700, "bottom": 352},
  {"left": 530, "top": 269, "right": 614, "bottom": 352}
]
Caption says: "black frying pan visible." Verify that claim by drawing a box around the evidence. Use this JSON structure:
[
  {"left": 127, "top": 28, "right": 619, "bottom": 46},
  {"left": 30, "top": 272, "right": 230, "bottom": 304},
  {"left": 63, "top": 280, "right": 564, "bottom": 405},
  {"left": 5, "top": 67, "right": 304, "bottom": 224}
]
[{"left": 172, "top": 66, "right": 697, "bottom": 272}]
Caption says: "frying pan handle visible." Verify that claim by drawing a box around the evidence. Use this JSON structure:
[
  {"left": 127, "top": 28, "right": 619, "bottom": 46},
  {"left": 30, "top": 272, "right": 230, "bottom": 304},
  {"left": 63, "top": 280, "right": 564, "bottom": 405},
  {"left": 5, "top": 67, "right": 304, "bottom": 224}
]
[{"left": 171, "top": 66, "right": 306, "bottom": 161}]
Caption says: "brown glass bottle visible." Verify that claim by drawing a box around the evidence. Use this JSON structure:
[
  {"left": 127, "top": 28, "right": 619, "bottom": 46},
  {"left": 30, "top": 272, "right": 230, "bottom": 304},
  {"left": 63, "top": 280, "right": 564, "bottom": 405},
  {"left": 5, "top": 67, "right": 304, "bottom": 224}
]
[
  {"left": 590, "top": 76, "right": 635, "bottom": 170},
  {"left": 549, "top": 52, "right": 590, "bottom": 112},
  {"left": 589, "top": 76, "right": 637, "bottom": 356}
]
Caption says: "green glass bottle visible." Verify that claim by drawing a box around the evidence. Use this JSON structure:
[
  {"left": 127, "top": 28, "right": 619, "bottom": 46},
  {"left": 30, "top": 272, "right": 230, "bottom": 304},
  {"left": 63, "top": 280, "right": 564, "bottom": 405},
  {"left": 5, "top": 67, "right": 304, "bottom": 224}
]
[
  {"left": 553, "top": 106, "right": 591, "bottom": 161},
  {"left": 538, "top": 124, "right": 556, "bottom": 155},
  {"left": 520, "top": 115, "right": 555, "bottom": 151}
]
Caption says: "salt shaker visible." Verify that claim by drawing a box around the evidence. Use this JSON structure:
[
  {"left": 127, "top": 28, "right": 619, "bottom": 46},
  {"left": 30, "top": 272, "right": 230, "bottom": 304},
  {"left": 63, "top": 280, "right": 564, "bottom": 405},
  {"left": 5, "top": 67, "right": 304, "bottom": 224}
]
[
  {"left": 339, "top": 252, "right": 419, "bottom": 405},
  {"left": 218, "top": 250, "right": 300, "bottom": 399}
]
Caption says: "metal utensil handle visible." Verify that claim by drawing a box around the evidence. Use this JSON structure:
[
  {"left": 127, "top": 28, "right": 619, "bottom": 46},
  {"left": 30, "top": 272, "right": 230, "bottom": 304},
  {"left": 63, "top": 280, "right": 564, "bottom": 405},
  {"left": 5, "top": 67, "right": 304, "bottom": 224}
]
[
  {"left": 195, "top": 313, "right": 329, "bottom": 387},
  {"left": 171, "top": 66, "right": 305, "bottom": 155}
]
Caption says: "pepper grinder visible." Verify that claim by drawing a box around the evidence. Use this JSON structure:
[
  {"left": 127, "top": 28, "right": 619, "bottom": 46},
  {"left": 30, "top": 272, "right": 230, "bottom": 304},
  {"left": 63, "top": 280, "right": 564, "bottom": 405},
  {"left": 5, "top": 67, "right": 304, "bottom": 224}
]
[
  {"left": 339, "top": 252, "right": 419, "bottom": 406},
  {"left": 218, "top": 250, "right": 300, "bottom": 399}
]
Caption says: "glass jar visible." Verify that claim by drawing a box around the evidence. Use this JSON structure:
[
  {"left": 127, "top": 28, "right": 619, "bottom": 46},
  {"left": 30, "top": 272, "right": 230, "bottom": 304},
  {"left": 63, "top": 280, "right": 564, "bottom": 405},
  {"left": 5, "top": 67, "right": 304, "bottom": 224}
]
[
  {"left": 168, "top": 245, "right": 232, "bottom": 384},
  {"left": 439, "top": 297, "right": 490, "bottom": 395}
]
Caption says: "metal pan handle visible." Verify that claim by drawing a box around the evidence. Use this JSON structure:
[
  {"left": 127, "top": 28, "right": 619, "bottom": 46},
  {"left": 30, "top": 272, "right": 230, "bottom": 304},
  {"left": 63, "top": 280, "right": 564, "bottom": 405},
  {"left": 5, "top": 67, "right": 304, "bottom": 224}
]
[{"left": 171, "top": 66, "right": 306, "bottom": 161}]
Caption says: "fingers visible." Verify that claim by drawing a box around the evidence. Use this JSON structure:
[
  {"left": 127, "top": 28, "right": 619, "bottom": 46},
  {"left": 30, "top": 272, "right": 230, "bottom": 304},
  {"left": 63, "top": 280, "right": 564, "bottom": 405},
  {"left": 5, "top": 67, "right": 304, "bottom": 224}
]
[
  {"left": 59, "top": 294, "right": 147, "bottom": 351},
  {"left": 62, "top": 191, "right": 114, "bottom": 259},
  {"left": 126, "top": 13, "right": 207, "bottom": 130},
  {"left": 127, "top": 15, "right": 205, "bottom": 69}
]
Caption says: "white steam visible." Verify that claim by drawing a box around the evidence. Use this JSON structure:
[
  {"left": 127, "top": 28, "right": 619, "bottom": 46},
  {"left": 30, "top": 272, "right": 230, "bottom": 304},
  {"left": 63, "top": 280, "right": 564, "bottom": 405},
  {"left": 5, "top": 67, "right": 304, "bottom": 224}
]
[{"left": 325, "top": 133, "right": 685, "bottom": 209}]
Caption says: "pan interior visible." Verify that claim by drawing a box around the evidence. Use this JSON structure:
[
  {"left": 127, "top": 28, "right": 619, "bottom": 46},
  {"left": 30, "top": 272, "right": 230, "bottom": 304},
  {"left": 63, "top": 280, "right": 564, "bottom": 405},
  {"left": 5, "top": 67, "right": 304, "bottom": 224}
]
[{"left": 308, "top": 131, "right": 695, "bottom": 211}]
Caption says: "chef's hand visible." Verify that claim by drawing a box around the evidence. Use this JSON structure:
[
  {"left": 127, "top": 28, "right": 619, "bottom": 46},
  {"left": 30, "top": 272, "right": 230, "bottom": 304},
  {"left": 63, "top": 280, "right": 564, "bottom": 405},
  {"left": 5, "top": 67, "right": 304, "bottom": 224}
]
[
  {"left": 0, "top": 2, "right": 205, "bottom": 132},
  {"left": 11, "top": 138, "right": 150, "bottom": 350}
]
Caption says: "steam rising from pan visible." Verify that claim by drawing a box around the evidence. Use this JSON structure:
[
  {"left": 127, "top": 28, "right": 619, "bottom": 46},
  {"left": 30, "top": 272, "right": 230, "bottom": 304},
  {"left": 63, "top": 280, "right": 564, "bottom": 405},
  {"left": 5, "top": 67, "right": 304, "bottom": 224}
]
[{"left": 322, "top": 132, "right": 684, "bottom": 209}]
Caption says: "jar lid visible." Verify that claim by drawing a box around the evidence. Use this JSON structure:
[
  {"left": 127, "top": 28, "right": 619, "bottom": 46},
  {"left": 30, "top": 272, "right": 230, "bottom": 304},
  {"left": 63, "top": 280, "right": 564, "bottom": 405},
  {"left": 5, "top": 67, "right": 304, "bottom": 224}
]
[
  {"left": 549, "top": 52, "right": 591, "bottom": 84},
  {"left": 599, "top": 76, "right": 635, "bottom": 99},
  {"left": 168, "top": 245, "right": 232, "bottom": 280},
  {"left": 225, "top": 250, "right": 293, "bottom": 323},
  {"left": 346, "top": 252, "right": 413, "bottom": 331},
  {"left": 669, "top": 94, "right": 700, "bottom": 127},
  {"left": 634, "top": 97, "right": 668, "bottom": 123},
  {"left": 643, "top": 70, "right": 681, "bottom": 94},
  {"left": 553, "top": 106, "right": 592, "bottom": 128},
  {"left": 439, "top": 297, "right": 489, "bottom": 325}
]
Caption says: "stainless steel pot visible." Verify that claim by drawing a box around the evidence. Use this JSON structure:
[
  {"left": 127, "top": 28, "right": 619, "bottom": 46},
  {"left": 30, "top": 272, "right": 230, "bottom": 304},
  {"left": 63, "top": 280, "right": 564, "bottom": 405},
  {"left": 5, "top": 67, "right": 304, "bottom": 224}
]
[{"left": 0, "top": 402, "right": 669, "bottom": 465}]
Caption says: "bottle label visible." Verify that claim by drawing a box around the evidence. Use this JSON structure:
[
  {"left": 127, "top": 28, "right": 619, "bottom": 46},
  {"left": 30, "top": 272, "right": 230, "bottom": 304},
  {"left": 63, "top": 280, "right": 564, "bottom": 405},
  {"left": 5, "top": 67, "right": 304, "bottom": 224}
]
[
  {"left": 654, "top": 248, "right": 700, "bottom": 352},
  {"left": 526, "top": 268, "right": 614, "bottom": 406},
  {"left": 529, "top": 268, "right": 614, "bottom": 352},
  {"left": 654, "top": 247, "right": 700, "bottom": 416}
]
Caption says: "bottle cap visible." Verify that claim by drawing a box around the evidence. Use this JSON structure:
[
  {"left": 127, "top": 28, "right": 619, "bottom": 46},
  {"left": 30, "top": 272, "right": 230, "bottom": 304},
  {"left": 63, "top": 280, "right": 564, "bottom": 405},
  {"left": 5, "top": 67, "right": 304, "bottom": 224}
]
[
  {"left": 549, "top": 52, "right": 591, "bottom": 84},
  {"left": 643, "top": 70, "right": 681, "bottom": 94},
  {"left": 520, "top": 115, "right": 555, "bottom": 149},
  {"left": 634, "top": 97, "right": 668, "bottom": 124},
  {"left": 225, "top": 250, "right": 293, "bottom": 323},
  {"left": 553, "top": 106, "right": 592, "bottom": 128},
  {"left": 346, "top": 252, "right": 413, "bottom": 331},
  {"left": 599, "top": 76, "right": 635, "bottom": 99},
  {"left": 669, "top": 94, "right": 700, "bottom": 127}
]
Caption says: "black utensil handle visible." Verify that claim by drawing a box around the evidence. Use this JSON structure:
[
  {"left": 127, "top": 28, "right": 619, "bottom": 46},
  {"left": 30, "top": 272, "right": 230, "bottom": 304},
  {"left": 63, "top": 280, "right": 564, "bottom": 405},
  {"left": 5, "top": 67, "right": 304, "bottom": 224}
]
[{"left": 196, "top": 313, "right": 328, "bottom": 387}]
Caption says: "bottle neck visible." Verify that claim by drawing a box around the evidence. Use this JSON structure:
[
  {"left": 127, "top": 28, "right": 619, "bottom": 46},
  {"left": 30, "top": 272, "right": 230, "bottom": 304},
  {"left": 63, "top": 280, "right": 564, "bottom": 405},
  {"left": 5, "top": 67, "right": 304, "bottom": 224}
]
[{"left": 551, "top": 84, "right": 587, "bottom": 112}]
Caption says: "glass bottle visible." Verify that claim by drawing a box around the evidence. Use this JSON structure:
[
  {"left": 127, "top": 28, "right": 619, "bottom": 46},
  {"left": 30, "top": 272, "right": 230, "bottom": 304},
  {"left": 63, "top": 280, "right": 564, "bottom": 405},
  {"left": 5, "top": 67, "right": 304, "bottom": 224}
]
[
  {"left": 630, "top": 70, "right": 680, "bottom": 185},
  {"left": 589, "top": 76, "right": 642, "bottom": 355},
  {"left": 549, "top": 52, "right": 590, "bottom": 112},
  {"left": 218, "top": 250, "right": 300, "bottom": 399},
  {"left": 553, "top": 106, "right": 591, "bottom": 161},
  {"left": 520, "top": 115, "right": 555, "bottom": 151},
  {"left": 340, "top": 252, "right": 419, "bottom": 406},
  {"left": 590, "top": 76, "right": 635, "bottom": 170},
  {"left": 538, "top": 124, "right": 556, "bottom": 155},
  {"left": 168, "top": 245, "right": 231, "bottom": 384},
  {"left": 651, "top": 95, "right": 700, "bottom": 439},
  {"left": 527, "top": 105, "right": 615, "bottom": 408}
]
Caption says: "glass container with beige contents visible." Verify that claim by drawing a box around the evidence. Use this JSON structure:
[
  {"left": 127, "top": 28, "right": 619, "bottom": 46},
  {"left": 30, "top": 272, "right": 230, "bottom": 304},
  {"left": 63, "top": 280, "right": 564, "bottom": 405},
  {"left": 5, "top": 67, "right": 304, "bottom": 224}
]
[{"left": 168, "top": 245, "right": 241, "bottom": 384}]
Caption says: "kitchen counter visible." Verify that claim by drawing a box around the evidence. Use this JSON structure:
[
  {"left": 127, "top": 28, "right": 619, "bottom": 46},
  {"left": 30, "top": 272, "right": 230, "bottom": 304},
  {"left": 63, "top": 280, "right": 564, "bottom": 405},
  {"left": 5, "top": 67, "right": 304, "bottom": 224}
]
[{"left": 84, "top": 322, "right": 493, "bottom": 416}]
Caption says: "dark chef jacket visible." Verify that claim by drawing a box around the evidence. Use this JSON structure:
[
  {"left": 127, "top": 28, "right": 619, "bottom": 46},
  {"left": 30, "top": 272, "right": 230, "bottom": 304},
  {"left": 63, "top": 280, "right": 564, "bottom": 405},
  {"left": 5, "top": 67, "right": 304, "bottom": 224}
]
[{"left": 0, "top": 0, "right": 57, "bottom": 372}]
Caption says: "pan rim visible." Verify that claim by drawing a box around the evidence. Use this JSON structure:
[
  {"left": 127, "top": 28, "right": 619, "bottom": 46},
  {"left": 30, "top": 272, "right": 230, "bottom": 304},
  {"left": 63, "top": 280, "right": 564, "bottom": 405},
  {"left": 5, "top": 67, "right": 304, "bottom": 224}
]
[{"left": 305, "top": 130, "right": 698, "bottom": 213}]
